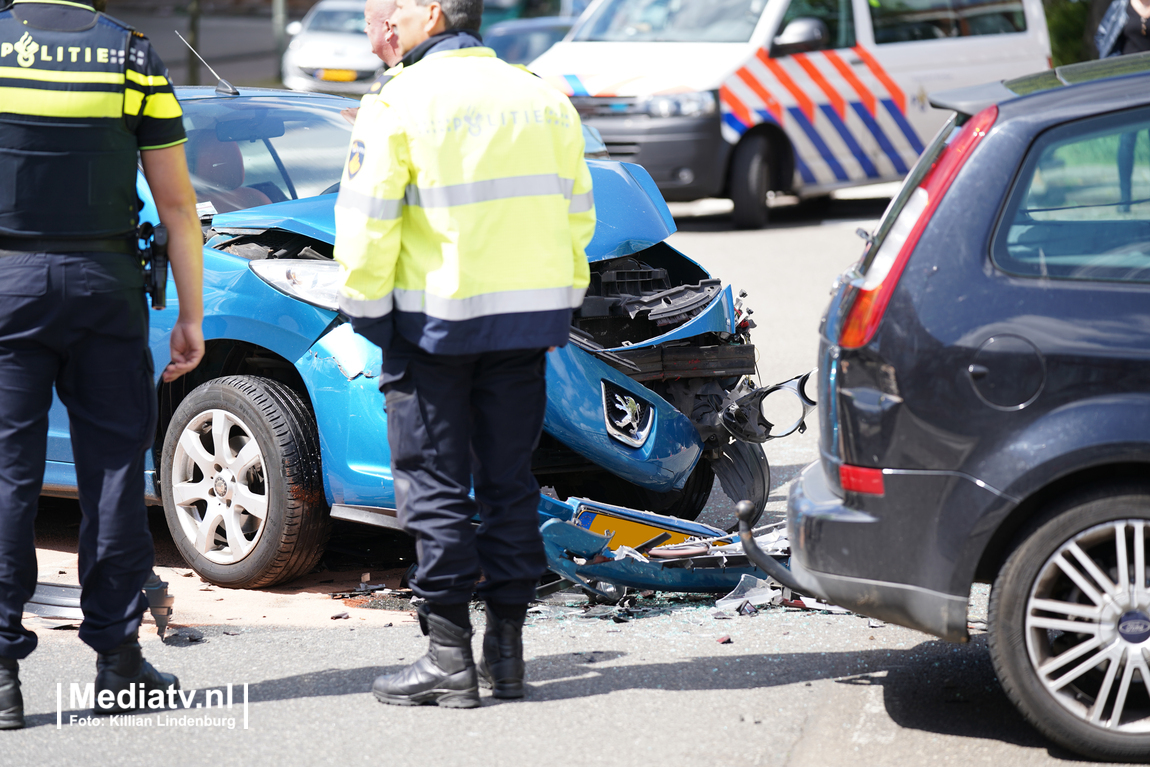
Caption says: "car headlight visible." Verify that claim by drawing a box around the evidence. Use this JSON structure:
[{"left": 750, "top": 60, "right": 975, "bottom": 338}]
[
  {"left": 249, "top": 259, "right": 342, "bottom": 312},
  {"left": 640, "top": 91, "right": 717, "bottom": 119}
]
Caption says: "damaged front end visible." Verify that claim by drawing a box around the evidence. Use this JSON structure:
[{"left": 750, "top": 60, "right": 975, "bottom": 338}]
[{"left": 205, "top": 159, "right": 814, "bottom": 537}]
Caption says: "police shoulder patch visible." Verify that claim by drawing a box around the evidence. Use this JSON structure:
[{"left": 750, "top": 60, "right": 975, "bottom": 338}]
[{"left": 348, "top": 140, "right": 366, "bottom": 180}]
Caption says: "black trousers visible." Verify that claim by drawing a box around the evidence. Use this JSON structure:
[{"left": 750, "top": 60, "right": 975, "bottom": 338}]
[
  {"left": 0, "top": 252, "right": 156, "bottom": 658},
  {"left": 382, "top": 336, "right": 548, "bottom": 606}
]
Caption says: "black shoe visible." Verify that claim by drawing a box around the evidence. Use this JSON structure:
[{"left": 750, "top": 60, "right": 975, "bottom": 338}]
[
  {"left": 0, "top": 658, "right": 23, "bottom": 730},
  {"left": 477, "top": 604, "right": 525, "bottom": 699},
  {"left": 372, "top": 603, "right": 480, "bottom": 709},
  {"left": 93, "top": 633, "right": 179, "bottom": 715}
]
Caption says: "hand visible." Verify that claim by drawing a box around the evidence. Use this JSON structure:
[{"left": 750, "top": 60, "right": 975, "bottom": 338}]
[
  {"left": 163, "top": 318, "right": 205, "bottom": 382},
  {"left": 341, "top": 107, "right": 359, "bottom": 124}
]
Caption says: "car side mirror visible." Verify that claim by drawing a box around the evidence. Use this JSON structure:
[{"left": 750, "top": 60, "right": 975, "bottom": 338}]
[
  {"left": 286, "top": 20, "right": 303, "bottom": 36},
  {"left": 770, "top": 17, "right": 830, "bottom": 57}
]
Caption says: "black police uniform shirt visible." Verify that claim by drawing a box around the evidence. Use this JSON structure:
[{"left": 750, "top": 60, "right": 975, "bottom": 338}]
[{"left": 0, "top": 0, "right": 187, "bottom": 240}]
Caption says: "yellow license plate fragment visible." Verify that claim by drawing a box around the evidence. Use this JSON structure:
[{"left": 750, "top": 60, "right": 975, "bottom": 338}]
[{"left": 319, "top": 69, "right": 356, "bottom": 82}]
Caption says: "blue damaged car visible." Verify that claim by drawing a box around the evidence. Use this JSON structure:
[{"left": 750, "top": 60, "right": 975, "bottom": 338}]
[{"left": 42, "top": 86, "right": 792, "bottom": 588}]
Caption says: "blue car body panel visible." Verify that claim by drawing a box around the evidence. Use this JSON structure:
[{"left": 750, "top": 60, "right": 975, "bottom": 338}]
[{"left": 211, "top": 159, "right": 677, "bottom": 263}]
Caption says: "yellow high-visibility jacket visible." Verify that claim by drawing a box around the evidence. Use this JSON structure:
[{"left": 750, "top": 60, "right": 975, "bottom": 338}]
[{"left": 334, "top": 46, "right": 595, "bottom": 355}]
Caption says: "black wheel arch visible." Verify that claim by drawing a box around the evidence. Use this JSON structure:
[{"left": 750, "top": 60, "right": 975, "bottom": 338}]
[{"left": 973, "top": 461, "right": 1150, "bottom": 586}]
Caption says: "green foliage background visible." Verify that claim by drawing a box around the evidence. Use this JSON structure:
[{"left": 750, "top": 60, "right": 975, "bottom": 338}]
[{"left": 1046, "top": 0, "right": 1093, "bottom": 65}]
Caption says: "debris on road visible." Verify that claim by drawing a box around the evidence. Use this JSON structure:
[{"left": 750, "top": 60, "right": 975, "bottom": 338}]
[
  {"left": 331, "top": 611, "right": 350, "bottom": 620},
  {"left": 717, "top": 635, "right": 733, "bottom": 644}
]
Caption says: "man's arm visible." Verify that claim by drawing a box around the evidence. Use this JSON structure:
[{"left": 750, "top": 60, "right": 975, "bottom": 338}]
[{"left": 141, "top": 146, "right": 205, "bottom": 382}]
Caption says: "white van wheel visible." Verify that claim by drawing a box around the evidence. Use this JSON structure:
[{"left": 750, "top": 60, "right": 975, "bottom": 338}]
[{"left": 730, "top": 133, "right": 771, "bottom": 229}]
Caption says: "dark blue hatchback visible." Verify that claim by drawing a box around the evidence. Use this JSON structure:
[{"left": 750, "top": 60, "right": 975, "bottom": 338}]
[{"left": 783, "top": 53, "right": 1150, "bottom": 760}]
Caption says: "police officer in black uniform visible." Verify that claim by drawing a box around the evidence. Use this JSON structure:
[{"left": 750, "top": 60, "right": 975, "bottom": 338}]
[{"left": 0, "top": 0, "right": 204, "bottom": 728}]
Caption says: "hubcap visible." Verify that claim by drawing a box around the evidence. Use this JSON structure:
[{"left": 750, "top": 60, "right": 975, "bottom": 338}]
[
  {"left": 170, "top": 409, "right": 269, "bottom": 565},
  {"left": 1025, "top": 520, "right": 1150, "bottom": 733}
]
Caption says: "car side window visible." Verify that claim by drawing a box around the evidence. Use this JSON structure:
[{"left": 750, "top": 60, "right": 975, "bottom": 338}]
[
  {"left": 993, "top": 109, "right": 1150, "bottom": 284},
  {"left": 778, "top": 0, "right": 855, "bottom": 50},
  {"left": 868, "top": 0, "right": 1026, "bottom": 44}
]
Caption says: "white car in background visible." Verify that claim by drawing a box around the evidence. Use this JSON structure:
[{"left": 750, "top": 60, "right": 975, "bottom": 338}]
[{"left": 282, "top": 0, "right": 382, "bottom": 95}]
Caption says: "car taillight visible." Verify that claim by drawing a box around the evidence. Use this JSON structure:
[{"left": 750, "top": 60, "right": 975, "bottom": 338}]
[
  {"left": 840, "top": 464, "right": 884, "bottom": 495},
  {"left": 839, "top": 105, "right": 998, "bottom": 349}
]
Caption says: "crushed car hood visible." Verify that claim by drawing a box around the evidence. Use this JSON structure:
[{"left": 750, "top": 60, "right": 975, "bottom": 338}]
[{"left": 210, "top": 159, "right": 676, "bottom": 262}]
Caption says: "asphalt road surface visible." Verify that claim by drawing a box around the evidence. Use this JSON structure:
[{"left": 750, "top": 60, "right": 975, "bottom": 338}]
[{"left": 11, "top": 192, "right": 1083, "bottom": 766}]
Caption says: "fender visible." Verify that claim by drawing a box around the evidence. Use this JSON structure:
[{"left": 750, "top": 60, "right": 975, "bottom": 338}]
[{"left": 946, "top": 393, "right": 1150, "bottom": 595}]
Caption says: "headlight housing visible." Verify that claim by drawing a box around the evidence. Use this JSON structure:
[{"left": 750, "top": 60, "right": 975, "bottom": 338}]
[
  {"left": 640, "top": 91, "right": 717, "bottom": 119},
  {"left": 249, "top": 259, "right": 342, "bottom": 312}
]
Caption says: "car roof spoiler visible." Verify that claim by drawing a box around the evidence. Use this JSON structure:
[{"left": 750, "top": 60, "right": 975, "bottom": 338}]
[
  {"left": 928, "top": 81, "right": 1018, "bottom": 120},
  {"left": 931, "top": 51, "right": 1150, "bottom": 119}
]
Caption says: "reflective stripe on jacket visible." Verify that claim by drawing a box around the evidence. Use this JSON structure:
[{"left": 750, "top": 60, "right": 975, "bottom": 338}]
[
  {"left": 0, "top": 0, "right": 185, "bottom": 240},
  {"left": 334, "top": 46, "right": 595, "bottom": 356}
]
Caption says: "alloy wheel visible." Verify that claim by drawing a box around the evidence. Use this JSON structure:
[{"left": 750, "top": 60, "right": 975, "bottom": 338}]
[
  {"left": 170, "top": 408, "right": 269, "bottom": 565},
  {"left": 1025, "top": 520, "right": 1150, "bottom": 732}
]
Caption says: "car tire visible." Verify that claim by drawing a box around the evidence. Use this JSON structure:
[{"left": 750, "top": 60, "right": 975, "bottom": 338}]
[
  {"left": 160, "top": 375, "right": 331, "bottom": 589},
  {"left": 988, "top": 484, "right": 1150, "bottom": 761},
  {"left": 730, "top": 133, "right": 771, "bottom": 230}
]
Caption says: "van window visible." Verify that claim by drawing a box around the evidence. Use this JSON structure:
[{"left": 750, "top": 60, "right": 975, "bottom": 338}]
[
  {"left": 572, "top": 0, "right": 769, "bottom": 43},
  {"left": 869, "top": 0, "right": 1026, "bottom": 44},
  {"left": 993, "top": 109, "right": 1150, "bottom": 284},
  {"left": 778, "top": 0, "right": 855, "bottom": 50}
]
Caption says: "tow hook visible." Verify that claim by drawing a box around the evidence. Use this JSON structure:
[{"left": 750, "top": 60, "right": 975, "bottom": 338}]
[
  {"left": 721, "top": 370, "right": 817, "bottom": 443},
  {"left": 735, "top": 500, "right": 807, "bottom": 594}
]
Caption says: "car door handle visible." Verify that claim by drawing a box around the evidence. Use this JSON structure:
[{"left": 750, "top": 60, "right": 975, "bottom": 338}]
[{"left": 968, "top": 364, "right": 989, "bottom": 380}]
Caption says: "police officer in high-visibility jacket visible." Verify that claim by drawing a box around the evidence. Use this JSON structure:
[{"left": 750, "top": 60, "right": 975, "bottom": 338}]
[
  {"left": 335, "top": 0, "right": 594, "bottom": 708},
  {"left": 0, "top": 0, "right": 203, "bottom": 728}
]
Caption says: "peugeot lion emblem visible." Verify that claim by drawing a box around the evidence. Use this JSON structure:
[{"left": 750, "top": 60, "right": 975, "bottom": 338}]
[{"left": 602, "top": 381, "right": 652, "bottom": 448}]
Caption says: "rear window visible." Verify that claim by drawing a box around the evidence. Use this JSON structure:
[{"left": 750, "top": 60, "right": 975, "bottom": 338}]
[
  {"left": 869, "top": 0, "right": 1026, "bottom": 44},
  {"left": 993, "top": 108, "right": 1150, "bottom": 284}
]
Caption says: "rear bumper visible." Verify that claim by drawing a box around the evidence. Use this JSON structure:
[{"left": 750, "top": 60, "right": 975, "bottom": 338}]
[
  {"left": 584, "top": 115, "right": 730, "bottom": 201},
  {"left": 787, "top": 460, "right": 991, "bottom": 643}
]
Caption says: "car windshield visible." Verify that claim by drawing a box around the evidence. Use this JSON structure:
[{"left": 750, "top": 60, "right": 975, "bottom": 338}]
[
  {"left": 180, "top": 96, "right": 354, "bottom": 215},
  {"left": 306, "top": 9, "right": 367, "bottom": 33},
  {"left": 573, "top": 0, "right": 767, "bottom": 42},
  {"left": 488, "top": 25, "right": 572, "bottom": 63}
]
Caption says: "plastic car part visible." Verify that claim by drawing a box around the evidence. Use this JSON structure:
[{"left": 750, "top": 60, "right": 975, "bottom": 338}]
[
  {"left": 721, "top": 370, "right": 817, "bottom": 443},
  {"left": 160, "top": 376, "right": 331, "bottom": 588},
  {"left": 709, "top": 440, "right": 769, "bottom": 531}
]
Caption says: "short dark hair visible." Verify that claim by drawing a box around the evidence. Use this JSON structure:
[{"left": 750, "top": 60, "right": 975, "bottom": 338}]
[{"left": 417, "top": 0, "right": 482, "bottom": 31}]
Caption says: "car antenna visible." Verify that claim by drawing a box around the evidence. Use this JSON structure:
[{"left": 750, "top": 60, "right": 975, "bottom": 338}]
[{"left": 175, "top": 30, "right": 240, "bottom": 96}]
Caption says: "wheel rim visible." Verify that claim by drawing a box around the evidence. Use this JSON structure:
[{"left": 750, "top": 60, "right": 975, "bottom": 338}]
[
  {"left": 1025, "top": 519, "right": 1150, "bottom": 733},
  {"left": 170, "top": 408, "right": 269, "bottom": 565}
]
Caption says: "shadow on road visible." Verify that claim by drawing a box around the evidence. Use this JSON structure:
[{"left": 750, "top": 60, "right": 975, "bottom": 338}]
[{"left": 521, "top": 636, "right": 1086, "bottom": 761}]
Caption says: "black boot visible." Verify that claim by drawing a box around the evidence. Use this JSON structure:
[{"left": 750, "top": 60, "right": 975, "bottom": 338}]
[
  {"left": 477, "top": 604, "right": 525, "bottom": 699},
  {"left": 373, "top": 603, "right": 479, "bottom": 708},
  {"left": 93, "top": 632, "right": 179, "bottom": 715},
  {"left": 0, "top": 658, "right": 23, "bottom": 730}
]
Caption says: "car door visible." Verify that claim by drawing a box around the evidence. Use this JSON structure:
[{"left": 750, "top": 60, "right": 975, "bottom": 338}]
[
  {"left": 726, "top": 0, "right": 916, "bottom": 188},
  {"left": 853, "top": 0, "right": 1049, "bottom": 163}
]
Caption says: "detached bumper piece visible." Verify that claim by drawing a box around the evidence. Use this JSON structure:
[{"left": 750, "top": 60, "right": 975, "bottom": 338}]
[
  {"left": 26, "top": 571, "right": 174, "bottom": 639},
  {"left": 535, "top": 495, "right": 792, "bottom": 597}
]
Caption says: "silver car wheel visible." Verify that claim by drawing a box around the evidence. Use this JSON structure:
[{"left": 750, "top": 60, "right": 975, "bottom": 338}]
[
  {"left": 170, "top": 408, "right": 269, "bottom": 566},
  {"left": 1026, "top": 519, "right": 1150, "bottom": 733}
]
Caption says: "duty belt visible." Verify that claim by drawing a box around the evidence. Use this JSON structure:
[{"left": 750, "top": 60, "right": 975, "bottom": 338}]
[{"left": 0, "top": 236, "right": 137, "bottom": 256}]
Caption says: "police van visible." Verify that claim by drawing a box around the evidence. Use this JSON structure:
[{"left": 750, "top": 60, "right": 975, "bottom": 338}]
[{"left": 529, "top": 0, "right": 1051, "bottom": 226}]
